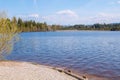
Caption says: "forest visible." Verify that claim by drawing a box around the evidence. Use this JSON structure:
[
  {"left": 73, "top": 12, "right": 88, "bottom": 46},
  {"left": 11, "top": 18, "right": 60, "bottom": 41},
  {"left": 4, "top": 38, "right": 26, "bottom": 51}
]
[{"left": 5, "top": 17, "right": 120, "bottom": 32}]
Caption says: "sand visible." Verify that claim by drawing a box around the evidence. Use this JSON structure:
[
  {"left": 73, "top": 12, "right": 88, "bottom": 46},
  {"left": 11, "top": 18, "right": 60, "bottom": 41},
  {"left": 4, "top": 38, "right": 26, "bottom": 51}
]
[{"left": 0, "top": 61, "right": 86, "bottom": 80}]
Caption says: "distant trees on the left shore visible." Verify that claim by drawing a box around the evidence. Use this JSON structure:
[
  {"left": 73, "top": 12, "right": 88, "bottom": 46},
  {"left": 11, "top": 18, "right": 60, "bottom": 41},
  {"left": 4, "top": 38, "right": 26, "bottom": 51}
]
[{"left": 10, "top": 17, "right": 63, "bottom": 32}]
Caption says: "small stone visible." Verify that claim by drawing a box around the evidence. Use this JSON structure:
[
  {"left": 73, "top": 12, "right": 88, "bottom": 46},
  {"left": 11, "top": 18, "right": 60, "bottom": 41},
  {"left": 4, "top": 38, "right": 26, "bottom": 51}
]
[
  {"left": 82, "top": 76, "right": 88, "bottom": 80},
  {"left": 67, "top": 70, "right": 71, "bottom": 73}
]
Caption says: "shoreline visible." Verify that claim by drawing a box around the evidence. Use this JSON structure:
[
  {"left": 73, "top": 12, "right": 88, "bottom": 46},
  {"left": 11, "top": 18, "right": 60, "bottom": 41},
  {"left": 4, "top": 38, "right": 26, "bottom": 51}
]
[
  {"left": 30, "top": 61, "right": 109, "bottom": 80},
  {"left": 0, "top": 60, "right": 86, "bottom": 80},
  {"left": 0, "top": 60, "right": 109, "bottom": 80},
  {"left": 21, "top": 30, "right": 120, "bottom": 33}
]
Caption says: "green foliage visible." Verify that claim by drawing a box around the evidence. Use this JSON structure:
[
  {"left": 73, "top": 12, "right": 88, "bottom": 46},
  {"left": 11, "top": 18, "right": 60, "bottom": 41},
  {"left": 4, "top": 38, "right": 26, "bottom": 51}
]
[
  {"left": 4, "top": 17, "right": 120, "bottom": 32},
  {"left": 16, "top": 18, "right": 52, "bottom": 32},
  {"left": 60, "top": 23, "right": 120, "bottom": 31},
  {"left": 0, "top": 18, "right": 20, "bottom": 59}
]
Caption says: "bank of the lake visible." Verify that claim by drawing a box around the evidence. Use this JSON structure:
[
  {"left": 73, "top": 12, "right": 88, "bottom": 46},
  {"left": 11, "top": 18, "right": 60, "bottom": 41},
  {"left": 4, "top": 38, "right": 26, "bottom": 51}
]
[
  {"left": 0, "top": 61, "right": 110, "bottom": 80},
  {"left": 0, "top": 61, "right": 81, "bottom": 80}
]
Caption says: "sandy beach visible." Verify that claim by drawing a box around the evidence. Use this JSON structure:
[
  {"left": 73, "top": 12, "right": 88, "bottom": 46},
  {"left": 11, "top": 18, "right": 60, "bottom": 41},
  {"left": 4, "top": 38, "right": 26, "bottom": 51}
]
[
  {"left": 0, "top": 61, "right": 86, "bottom": 80},
  {"left": 0, "top": 61, "right": 109, "bottom": 80}
]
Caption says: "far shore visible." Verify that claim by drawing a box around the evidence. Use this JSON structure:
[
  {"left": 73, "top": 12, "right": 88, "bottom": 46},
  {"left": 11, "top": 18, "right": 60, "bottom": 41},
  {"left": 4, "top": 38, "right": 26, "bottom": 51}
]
[
  {"left": 0, "top": 60, "right": 109, "bottom": 80},
  {"left": 55, "top": 29, "right": 120, "bottom": 32},
  {"left": 21, "top": 30, "right": 120, "bottom": 33}
]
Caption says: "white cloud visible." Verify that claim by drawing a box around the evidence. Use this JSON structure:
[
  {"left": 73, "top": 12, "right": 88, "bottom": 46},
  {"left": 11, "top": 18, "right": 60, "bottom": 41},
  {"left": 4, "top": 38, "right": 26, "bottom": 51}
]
[
  {"left": 28, "top": 14, "right": 39, "bottom": 18},
  {"left": 42, "top": 11, "right": 120, "bottom": 25},
  {"left": 16, "top": 12, "right": 120, "bottom": 25},
  {"left": 17, "top": 13, "right": 40, "bottom": 18},
  {"left": 88, "top": 12, "right": 120, "bottom": 24},
  {"left": 109, "top": 0, "right": 120, "bottom": 5},
  {"left": 117, "top": 0, "right": 120, "bottom": 4},
  {"left": 16, "top": 13, "right": 41, "bottom": 22},
  {"left": 41, "top": 10, "right": 80, "bottom": 24},
  {"left": 56, "top": 10, "right": 78, "bottom": 17}
]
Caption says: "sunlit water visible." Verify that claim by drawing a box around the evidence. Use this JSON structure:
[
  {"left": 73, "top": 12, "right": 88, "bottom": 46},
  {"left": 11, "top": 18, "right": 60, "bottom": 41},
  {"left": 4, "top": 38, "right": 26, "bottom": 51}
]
[{"left": 6, "top": 31, "right": 120, "bottom": 80}]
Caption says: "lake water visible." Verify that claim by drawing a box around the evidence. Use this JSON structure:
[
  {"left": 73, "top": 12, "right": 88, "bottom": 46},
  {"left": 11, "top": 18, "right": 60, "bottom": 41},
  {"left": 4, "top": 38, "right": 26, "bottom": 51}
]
[{"left": 6, "top": 31, "right": 120, "bottom": 80}]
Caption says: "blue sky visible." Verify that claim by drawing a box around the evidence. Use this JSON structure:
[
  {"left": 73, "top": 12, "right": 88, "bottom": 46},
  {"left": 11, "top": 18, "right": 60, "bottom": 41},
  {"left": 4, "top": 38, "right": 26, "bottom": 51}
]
[{"left": 0, "top": 0, "right": 120, "bottom": 25}]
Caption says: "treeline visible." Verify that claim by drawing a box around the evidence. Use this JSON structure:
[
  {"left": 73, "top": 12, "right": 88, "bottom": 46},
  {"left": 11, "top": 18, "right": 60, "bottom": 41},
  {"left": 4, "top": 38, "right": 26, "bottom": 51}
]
[
  {"left": 12, "top": 17, "right": 51, "bottom": 32},
  {"left": 64, "top": 23, "right": 120, "bottom": 31},
  {"left": 11, "top": 17, "right": 63, "bottom": 32},
  {"left": 7, "top": 17, "right": 120, "bottom": 32}
]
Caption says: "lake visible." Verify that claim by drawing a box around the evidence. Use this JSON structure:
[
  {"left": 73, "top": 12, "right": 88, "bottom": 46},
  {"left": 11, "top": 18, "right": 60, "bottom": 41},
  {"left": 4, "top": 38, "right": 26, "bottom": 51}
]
[{"left": 6, "top": 31, "right": 120, "bottom": 80}]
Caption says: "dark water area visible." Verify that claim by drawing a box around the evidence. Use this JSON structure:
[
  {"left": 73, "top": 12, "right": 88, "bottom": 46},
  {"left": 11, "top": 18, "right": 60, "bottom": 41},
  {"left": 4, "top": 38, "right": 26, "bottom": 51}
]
[{"left": 6, "top": 31, "right": 120, "bottom": 80}]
